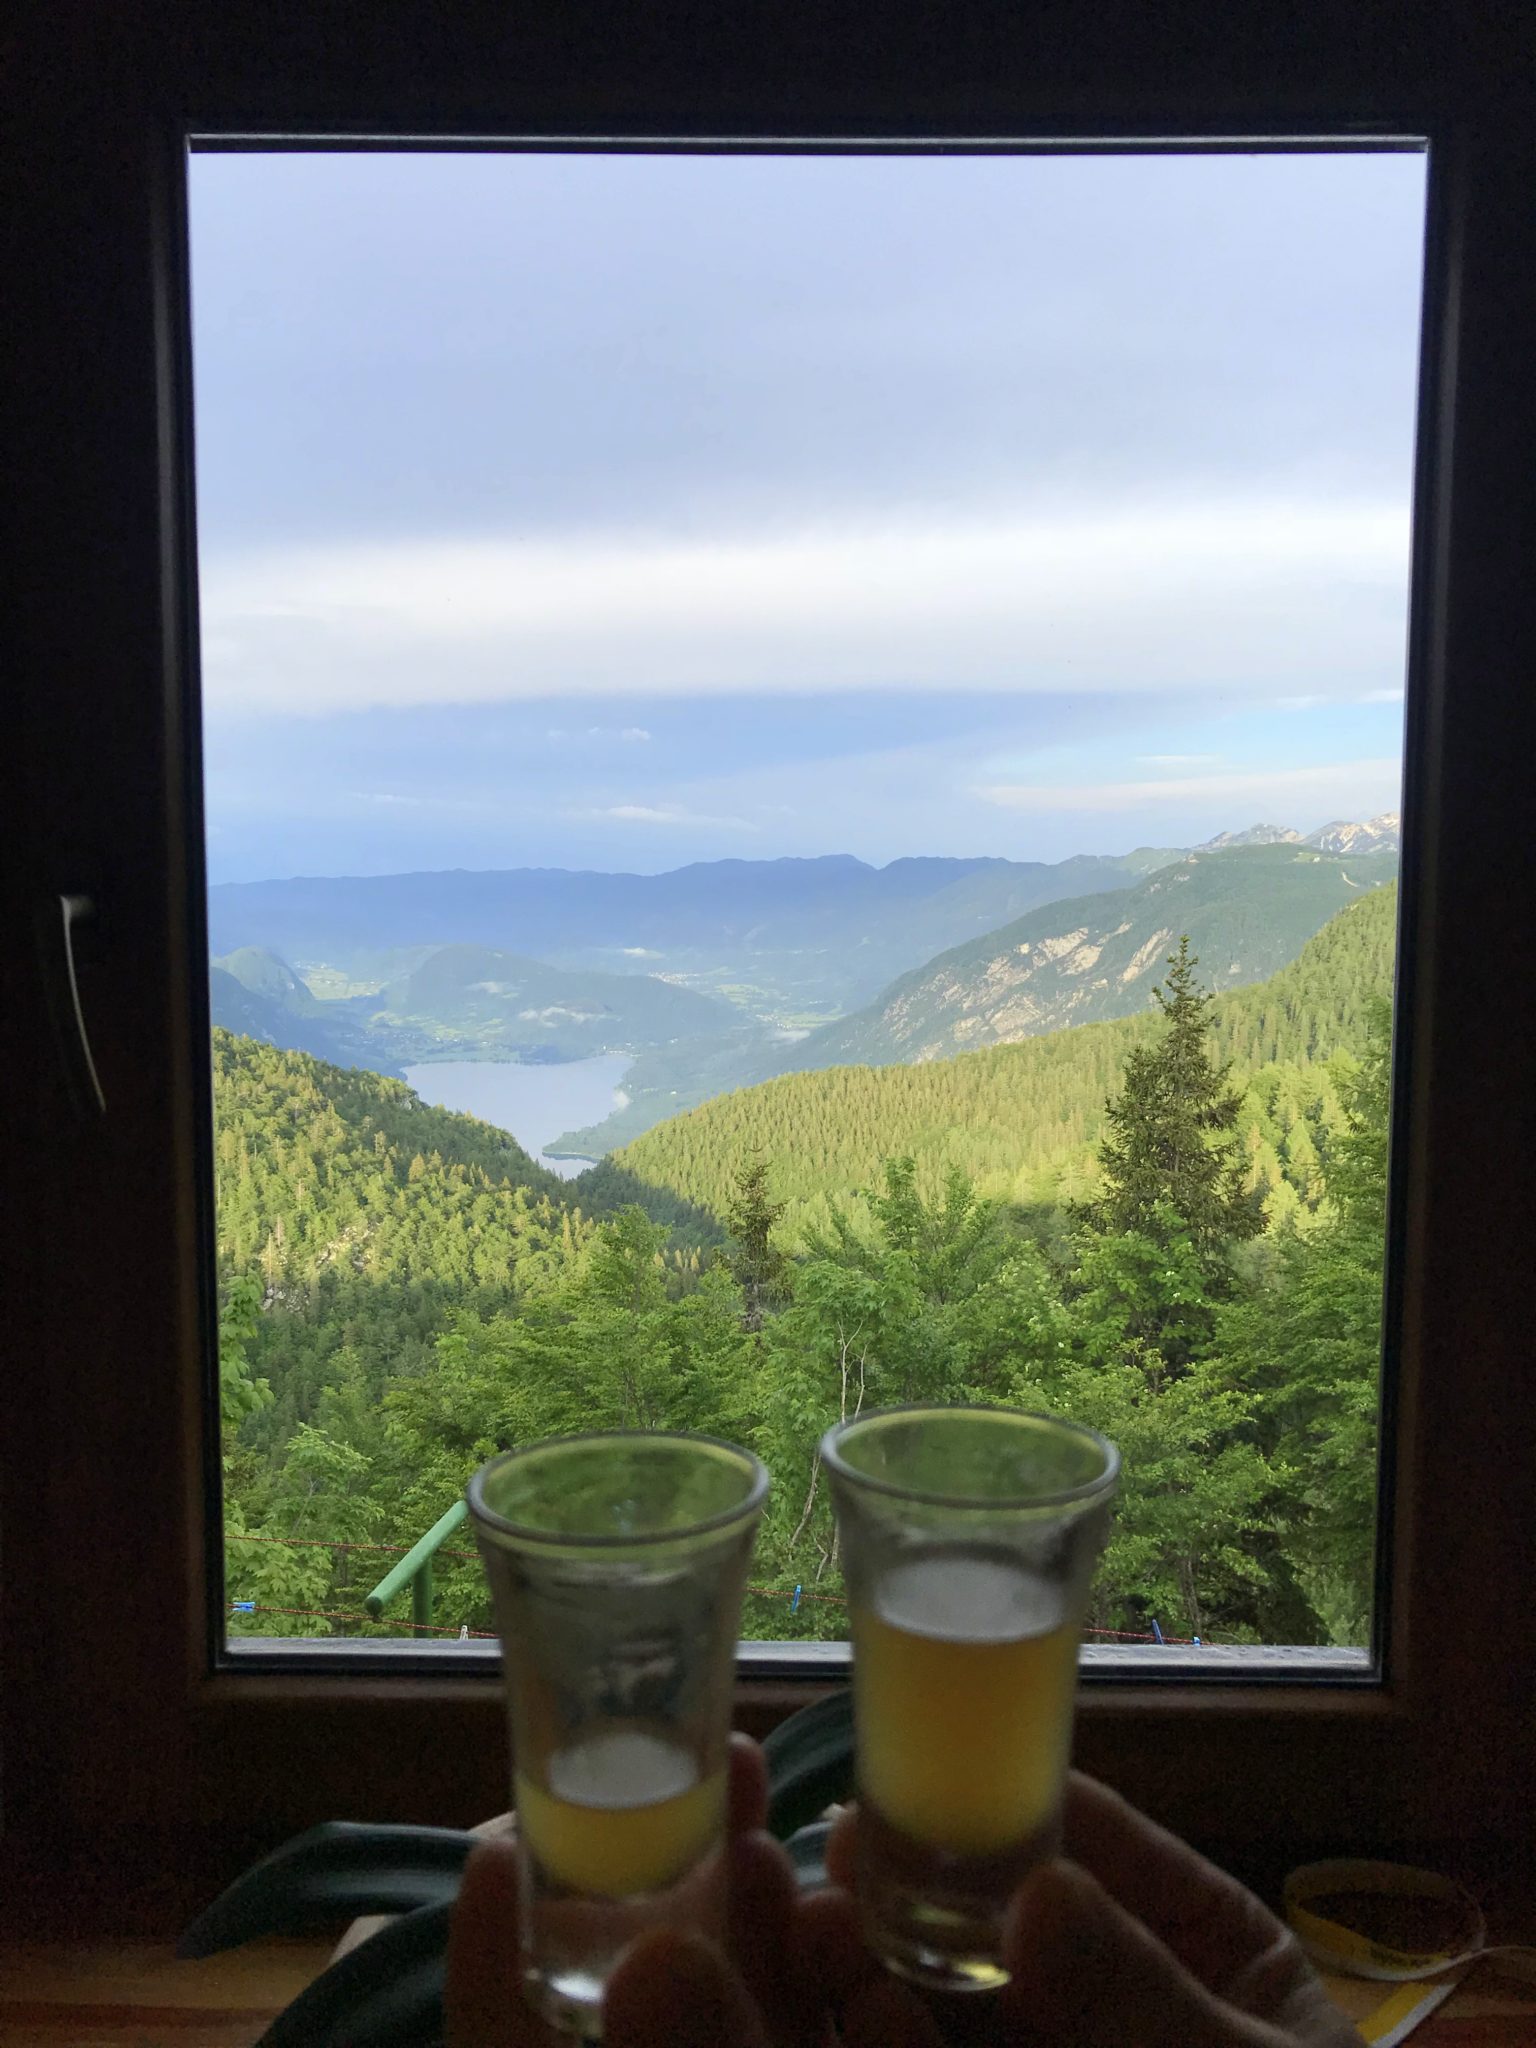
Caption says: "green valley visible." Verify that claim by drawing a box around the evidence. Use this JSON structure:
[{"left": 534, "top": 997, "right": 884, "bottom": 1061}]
[
  {"left": 556, "top": 845, "right": 1396, "bottom": 1158},
  {"left": 212, "top": 939, "right": 739, "bottom": 1072},
  {"left": 217, "top": 880, "right": 1396, "bottom": 1652}
]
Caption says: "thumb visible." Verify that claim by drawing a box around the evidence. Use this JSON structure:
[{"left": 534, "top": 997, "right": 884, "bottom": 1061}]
[{"left": 1003, "top": 1859, "right": 1280, "bottom": 2048}]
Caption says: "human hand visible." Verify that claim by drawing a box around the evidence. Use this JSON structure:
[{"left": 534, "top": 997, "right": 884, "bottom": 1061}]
[
  {"left": 814, "top": 1770, "right": 1360, "bottom": 2047},
  {"left": 445, "top": 1731, "right": 834, "bottom": 2047},
  {"left": 448, "top": 1750, "right": 1357, "bottom": 2047}
]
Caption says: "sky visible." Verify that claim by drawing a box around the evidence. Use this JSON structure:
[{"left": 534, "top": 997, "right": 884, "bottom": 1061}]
[{"left": 190, "top": 149, "right": 1425, "bottom": 882}]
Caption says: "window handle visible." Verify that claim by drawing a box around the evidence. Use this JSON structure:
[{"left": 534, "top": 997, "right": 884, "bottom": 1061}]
[{"left": 55, "top": 893, "right": 107, "bottom": 1117}]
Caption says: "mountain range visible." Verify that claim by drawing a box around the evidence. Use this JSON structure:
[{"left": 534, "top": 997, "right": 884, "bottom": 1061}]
[
  {"left": 597, "top": 882, "right": 1399, "bottom": 1235},
  {"left": 1199, "top": 814, "right": 1400, "bottom": 856},
  {"left": 764, "top": 844, "right": 1398, "bottom": 1069},
  {"left": 210, "top": 941, "right": 734, "bottom": 1070},
  {"left": 207, "top": 851, "right": 1163, "bottom": 1021},
  {"left": 206, "top": 817, "right": 1402, "bottom": 1158},
  {"left": 549, "top": 843, "right": 1398, "bottom": 1157},
  {"left": 207, "top": 815, "right": 1399, "bottom": 1027}
]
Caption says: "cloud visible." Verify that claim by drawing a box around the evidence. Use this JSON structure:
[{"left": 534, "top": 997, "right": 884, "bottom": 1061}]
[
  {"left": 546, "top": 724, "right": 654, "bottom": 743},
  {"left": 1137, "top": 753, "right": 1220, "bottom": 766},
  {"left": 199, "top": 495, "right": 1411, "bottom": 716},
  {"left": 351, "top": 790, "right": 426, "bottom": 806},
  {"left": 1360, "top": 687, "right": 1404, "bottom": 703},
  {"left": 977, "top": 757, "right": 1402, "bottom": 815},
  {"left": 593, "top": 803, "right": 758, "bottom": 831}
]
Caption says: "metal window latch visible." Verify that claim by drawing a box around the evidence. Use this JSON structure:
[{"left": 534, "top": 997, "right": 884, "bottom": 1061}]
[{"left": 55, "top": 892, "right": 107, "bottom": 1117}]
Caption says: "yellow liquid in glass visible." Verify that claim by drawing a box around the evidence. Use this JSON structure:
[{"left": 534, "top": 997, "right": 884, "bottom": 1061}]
[
  {"left": 516, "top": 1730, "right": 724, "bottom": 1899},
  {"left": 853, "top": 1554, "right": 1079, "bottom": 1858}
]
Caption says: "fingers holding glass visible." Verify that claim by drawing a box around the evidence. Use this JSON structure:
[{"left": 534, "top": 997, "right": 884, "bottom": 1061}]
[
  {"left": 466, "top": 1433, "right": 768, "bottom": 2037},
  {"left": 823, "top": 1405, "right": 1118, "bottom": 1993}
]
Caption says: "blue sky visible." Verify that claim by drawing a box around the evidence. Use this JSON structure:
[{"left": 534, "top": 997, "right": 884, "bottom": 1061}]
[{"left": 191, "top": 149, "right": 1424, "bottom": 881}]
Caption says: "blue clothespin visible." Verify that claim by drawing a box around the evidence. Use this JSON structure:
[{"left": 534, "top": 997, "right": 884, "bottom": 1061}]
[
  {"left": 1151, "top": 1617, "right": 1164, "bottom": 1644},
  {"left": 1193, "top": 1634, "right": 1202, "bottom": 1645},
  {"left": 791, "top": 1584, "right": 802, "bottom": 1614},
  {"left": 231, "top": 1601, "right": 256, "bottom": 1612}
]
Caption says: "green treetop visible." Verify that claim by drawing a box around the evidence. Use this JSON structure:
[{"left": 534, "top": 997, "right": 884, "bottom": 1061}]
[
  {"left": 723, "top": 1155, "right": 790, "bottom": 1331},
  {"left": 1078, "top": 936, "right": 1264, "bottom": 1271}
]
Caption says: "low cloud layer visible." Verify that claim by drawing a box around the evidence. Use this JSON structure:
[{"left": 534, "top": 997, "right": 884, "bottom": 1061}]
[
  {"left": 201, "top": 495, "right": 1409, "bottom": 717},
  {"left": 979, "top": 756, "right": 1403, "bottom": 816}
]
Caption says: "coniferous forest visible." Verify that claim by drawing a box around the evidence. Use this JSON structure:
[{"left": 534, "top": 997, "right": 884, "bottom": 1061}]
[{"left": 219, "top": 886, "right": 1393, "bottom": 1650}]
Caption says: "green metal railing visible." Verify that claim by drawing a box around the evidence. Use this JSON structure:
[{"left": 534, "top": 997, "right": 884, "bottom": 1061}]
[{"left": 364, "top": 1497, "right": 470, "bottom": 1631}]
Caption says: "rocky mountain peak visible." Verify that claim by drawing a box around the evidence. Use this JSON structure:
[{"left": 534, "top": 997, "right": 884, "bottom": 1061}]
[
  {"left": 1303, "top": 813, "right": 1401, "bottom": 855},
  {"left": 1198, "top": 823, "right": 1303, "bottom": 850}
]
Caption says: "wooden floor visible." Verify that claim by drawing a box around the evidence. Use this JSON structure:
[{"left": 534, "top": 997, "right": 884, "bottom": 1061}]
[{"left": 0, "top": 1937, "right": 1531, "bottom": 2044}]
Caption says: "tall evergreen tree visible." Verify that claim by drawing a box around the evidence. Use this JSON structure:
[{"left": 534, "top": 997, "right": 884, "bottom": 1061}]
[
  {"left": 1078, "top": 936, "right": 1264, "bottom": 1271},
  {"left": 723, "top": 1155, "right": 788, "bottom": 1331}
]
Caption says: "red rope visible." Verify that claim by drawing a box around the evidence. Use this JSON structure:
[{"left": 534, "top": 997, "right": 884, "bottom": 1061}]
[
  {"left": 1085, "top": 1624, "right": 1196, "bottom": 1643},
  {"left": 745, "top": 1582, "right": 847, "bottom": 1609}
]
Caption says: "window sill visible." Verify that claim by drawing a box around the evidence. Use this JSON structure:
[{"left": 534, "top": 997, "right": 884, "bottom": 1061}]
[{"left": 220, "top": 1635, "right": 1372, "bottom": 1681}]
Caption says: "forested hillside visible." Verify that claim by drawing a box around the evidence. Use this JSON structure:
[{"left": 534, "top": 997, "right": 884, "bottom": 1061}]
[
  {"left": 217, "top": 883, "right": 1395, "bottom": 1653},
  {"left": 769, "top": 844, "right": 1396, "bottom": 1068},
  {"left": 609, "top": 886, "right": 1397, "bottom": 1233},
  {"left": 214, "top": 1033, "right": 580, "bottom": 1432},
  {"left": 209, "top": 965, "right": 393, "bottom": 1073},
  {"left": 553, "top": 844, "right": 1396, "bottom": 1155}
]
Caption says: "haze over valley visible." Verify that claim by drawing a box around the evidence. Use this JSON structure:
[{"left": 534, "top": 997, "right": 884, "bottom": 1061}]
[{"left": 209, "top": 815, "right": 1399, "bottom": 1165}]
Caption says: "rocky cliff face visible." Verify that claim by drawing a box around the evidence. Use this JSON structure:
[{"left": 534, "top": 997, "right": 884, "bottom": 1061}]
[
  {"left": 783, "top": 845, "right": 1401, "bottom": 1067},
  {"left": 1303, "top": 813, "right": 1401, "bottom": 855},
  {"left": 1199, "top": 823, "right": 1303, "bottom": 849}
]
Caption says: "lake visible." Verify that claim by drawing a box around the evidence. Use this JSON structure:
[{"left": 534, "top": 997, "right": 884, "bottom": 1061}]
[{"left": 404, "top": 1054, "right": 633, "bottom": 1178}]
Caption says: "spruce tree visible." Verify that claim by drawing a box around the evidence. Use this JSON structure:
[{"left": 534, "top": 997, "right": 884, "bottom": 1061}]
[
  {"left": 723, "top": 1155, "right": 788, "bottom": 1331},
  {"left": 1078, "top": 936, "right": 1263, "bottom": 1273}
]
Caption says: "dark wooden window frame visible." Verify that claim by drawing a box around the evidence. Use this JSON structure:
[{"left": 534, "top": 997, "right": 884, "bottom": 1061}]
[{"left": 7, "top": 4, "right": 1534, "bottom": 1931}]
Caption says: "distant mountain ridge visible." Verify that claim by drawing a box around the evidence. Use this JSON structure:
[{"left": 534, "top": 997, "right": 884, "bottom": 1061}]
[
  {"left": 209, "top": 963, "right": 398, "bottom": 1073},
  {"left": 1197, "top": 814, "right": 1400, "bottom": 855},
  {"left": 1305, "top": 813, "right": 1400, "bottom": 855},
  {"left": 206, "top": 823, "right": 1399, "bottom": 1025},
  {"left": 550, "top": 843, "right": 1398, "bottom": 1156},
  {"left": 1198, "top": 823, "right": 1303, "bottom": 849},
  {"left": 206, "top": 851, "right": 1155, "bottom": 1019},
  {"left": 206, "top": 821, "right": 1403, "bottom": 1109},
  {"left": 605, "top": 885, "right": 1399, "bottom": 1234},
  {"left": 378, "top": 943, "right": 734, "bottom": 1060},
  {"left": 213, "top": 940, "right": 736, "bottom": 1069},
  {"left": 784, "top": 845, "right": 1398, "bottom": 1069}
]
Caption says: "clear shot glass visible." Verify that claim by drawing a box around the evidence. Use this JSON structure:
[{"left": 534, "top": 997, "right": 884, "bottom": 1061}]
[
  {"left": 466, "top": 1431, "right": 768, "bottom": 2038},
  {"left": 822, "top": 1404, "right": 1118, "bottom": 1995}
]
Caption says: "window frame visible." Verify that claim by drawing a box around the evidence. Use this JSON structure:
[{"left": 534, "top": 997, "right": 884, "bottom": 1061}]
[
  {"left": 189, "top": 126, "right": 1424, "bottom": 1696},
  {"left": 7, "top": 3, "right": 1535, "bottom": 1933}
]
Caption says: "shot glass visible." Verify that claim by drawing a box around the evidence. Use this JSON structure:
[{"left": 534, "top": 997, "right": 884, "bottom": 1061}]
[
  {"left": 466, "top": 1430, "right": 768, "bottom": 2037},
  {"left": 822, "top": 1403, "right": 1118, "bottom": 1994}
]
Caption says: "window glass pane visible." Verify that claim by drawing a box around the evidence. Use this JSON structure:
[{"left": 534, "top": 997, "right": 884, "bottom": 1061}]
[{"left": 192, "top": 148, "right": 1424, "bottom": 1662}]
